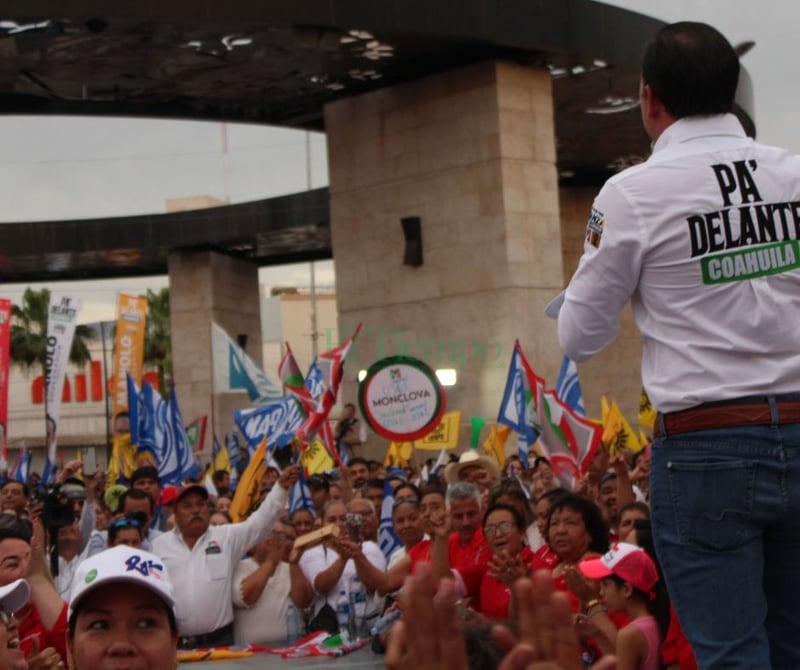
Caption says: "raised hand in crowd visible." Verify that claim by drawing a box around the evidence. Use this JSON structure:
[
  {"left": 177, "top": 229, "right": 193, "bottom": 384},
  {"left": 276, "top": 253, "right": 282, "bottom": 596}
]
[
  {"left": 488, "top": 551, "right": 528, "bottom": 586},
  {"left": 277, "top": 464, "right": 300, "bottom": 490},
  {"left": 26, "top": 635, "right": 64, "bottom": 670},
  {"left": 385, "top": 564, "right": 470, "bottom": 670},
  {"left": 493, "top": 571, "right": 617, "bottom": 670}
]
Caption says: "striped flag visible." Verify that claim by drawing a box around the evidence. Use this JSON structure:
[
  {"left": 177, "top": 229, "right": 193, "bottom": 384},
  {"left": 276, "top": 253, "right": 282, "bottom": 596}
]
[
  {"left": 279, "top": 343, "right": 315, "bottom": 413},
  {"left": 226, "top": 433, "right": 240, "bottom": 490},
  {"left": 377, "top": 478, "right": 402, "bottom": 561},
  {"left": 497, "top": 341, "right": 541, "bottom": 468},
  {"left": 288, "top": 469, "right": 316, "bottom": 516},
  {"left": 555, "top": 355, "right": 585, "bottom": 417},
  {"left": 11, "top": 445, "right": 30, "bottom": 485}
]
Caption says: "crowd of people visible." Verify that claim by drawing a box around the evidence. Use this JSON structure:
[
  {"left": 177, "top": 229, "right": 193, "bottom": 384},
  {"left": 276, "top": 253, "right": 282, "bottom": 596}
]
[
  {"left": 0, "top": 15, "right": 797, "bottom": 670},
  {"left": 0, "top": 437, "right": 695, "bottom": 670}
]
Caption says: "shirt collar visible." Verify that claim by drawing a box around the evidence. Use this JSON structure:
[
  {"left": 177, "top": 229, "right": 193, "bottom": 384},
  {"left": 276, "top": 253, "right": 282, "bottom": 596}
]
[{"left": 652, "top": 113, "right": 746, "bottom": 154}]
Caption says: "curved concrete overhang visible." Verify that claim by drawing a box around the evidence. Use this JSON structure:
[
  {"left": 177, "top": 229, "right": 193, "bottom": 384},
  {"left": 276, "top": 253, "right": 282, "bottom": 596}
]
[{"left": 0, "top": 1, "right": 755, "bottom": 281}]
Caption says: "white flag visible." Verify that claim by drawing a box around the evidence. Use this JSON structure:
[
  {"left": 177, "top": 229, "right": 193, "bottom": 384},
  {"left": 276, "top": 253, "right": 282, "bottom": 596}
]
[
  {"left": 45, "top": 294, "right": 82, "bottom": 467},
  {"left": 210, "top": 322, "right": 281, "bottom": 403}
]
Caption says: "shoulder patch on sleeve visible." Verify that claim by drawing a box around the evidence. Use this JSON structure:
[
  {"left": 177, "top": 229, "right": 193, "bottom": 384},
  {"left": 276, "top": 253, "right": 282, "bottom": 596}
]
[{"left": 585, "top": 207, "right": 605, "bottom": 248}]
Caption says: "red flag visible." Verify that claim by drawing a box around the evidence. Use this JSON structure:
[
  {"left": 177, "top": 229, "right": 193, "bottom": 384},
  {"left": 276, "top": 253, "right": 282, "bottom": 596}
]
[{"left": 278, "top": 343, "right": 315, "bottom": 413}]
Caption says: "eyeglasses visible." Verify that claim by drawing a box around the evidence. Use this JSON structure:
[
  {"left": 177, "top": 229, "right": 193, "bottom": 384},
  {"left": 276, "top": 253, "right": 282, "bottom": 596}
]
[{"left": 484, "top": 521, "right": 516, "bottom": 537}]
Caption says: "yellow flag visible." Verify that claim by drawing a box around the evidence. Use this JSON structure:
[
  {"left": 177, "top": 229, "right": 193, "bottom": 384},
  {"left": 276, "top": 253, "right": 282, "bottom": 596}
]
[
  {"left": 416, "top": 411, "right": 461, "bottom": 450},
  {"left": 483, "top": 424, "right": 511, "bottom": 467},
  {"left": 601, "top": 395, "right": 611, "bottom": 424},
  {"left": 638, "top": 387, "right": 657, "bottom": 430},
  {"left": 603, "top": 400, "right": 642, "bottom": 456},
  {"left": 212, "top": 443, "right": 232, "bottom": 474},
  {"left": 300, "top": 438, "right": 335, "bottom": 475},
  {"left": 384, "top": 441, "right": 414, "bottom": 467},
  {"left": 107, "top": 433, "right": 138, "bottom": 484},
  {"left": 229, "top": 436, "right": 267, "bottom": 522}
]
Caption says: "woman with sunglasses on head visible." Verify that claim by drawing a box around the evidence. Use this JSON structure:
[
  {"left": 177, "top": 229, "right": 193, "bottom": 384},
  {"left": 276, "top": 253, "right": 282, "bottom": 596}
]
[
  {"left": 106, "top": 514, "right": 145, "bottom": 550},
  {"left": 67, "top": 545, "right": 177, "bottom": 670}
]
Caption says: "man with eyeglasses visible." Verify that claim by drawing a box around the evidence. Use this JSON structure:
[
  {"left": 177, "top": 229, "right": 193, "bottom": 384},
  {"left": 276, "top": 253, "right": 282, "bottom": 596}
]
[{"left": 232, "top": 520, "right": 312, "bottom": 644}]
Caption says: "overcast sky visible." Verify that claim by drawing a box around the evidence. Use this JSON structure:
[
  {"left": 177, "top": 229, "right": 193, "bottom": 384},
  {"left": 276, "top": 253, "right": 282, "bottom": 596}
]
[{"left": 1, "top": 1, "right": 796, "bottom": 322}]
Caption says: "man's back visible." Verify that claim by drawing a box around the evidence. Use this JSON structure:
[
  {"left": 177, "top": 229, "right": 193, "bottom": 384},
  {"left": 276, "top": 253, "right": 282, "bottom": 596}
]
[{"left": 559, "top": 113, "right": 800, "bottom": 412}]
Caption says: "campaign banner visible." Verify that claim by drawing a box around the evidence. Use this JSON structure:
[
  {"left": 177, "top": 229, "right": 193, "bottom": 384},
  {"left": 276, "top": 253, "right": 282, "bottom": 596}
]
[
  {"left": 112, "top": 295, "right": 147, "bottom": 433},
  {"left": 45, "top": 294, "right": 82, "bottom": 465},
  {"left": 234, "top": 396, "right": 305, "bottom": 451},
  {"left": 415, "top": 410, "right": 461, "bottom": 450},
  {"left": 0, "top": 299, "right": 11, "bottom": 453},
  {"left": 358, "top": 356, "right": 445, "bottom": 442}
]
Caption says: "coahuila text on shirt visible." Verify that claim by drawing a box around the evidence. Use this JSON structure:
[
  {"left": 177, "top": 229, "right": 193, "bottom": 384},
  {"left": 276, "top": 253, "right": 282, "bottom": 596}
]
[{"left": 684, "top": 159, "right": 800, "bottom": 283}]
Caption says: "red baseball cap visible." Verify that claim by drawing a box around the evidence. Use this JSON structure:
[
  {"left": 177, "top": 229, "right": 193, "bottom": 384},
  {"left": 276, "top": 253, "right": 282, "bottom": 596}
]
[
  {"left": 579, "top": 543, "right": 659, "bottom": 594},
  {"left": 161, "top": 485, "right": 179, "bottom": 505}
]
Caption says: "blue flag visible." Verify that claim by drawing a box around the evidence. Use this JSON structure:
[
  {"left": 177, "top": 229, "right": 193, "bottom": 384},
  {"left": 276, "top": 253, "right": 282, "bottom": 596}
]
[
  {"left": 555, "top": 355, "right": 586, "bottom": 417},
  {"left": 234, "top": 397, "right": 305, "bottom": 451},
  {"left": 497, "top": 342, "right": 539, "bottom": 468},
  {"left": 13, "top": 448, "right": 31, "bottom": 485},
  {"left": 226, "top": 433, "right": 240, "bottom": 488},
  {"left": 288, "top": 469, "right": 316, "bottom": 516},
  {"left": 126, "top": 373, "right": 141, "bottom": 445},
  {"left": 378, "top": 479, "right": 402, "bottom": 562}
]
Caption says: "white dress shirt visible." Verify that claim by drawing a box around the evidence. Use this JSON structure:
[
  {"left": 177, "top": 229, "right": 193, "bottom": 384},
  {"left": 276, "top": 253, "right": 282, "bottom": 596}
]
[
  {"left": 558, "top": 114, "right": 800, "bottom": 412},
  {"left": 232, "top": 558, "right": 295, "bottom": 645},
  {"left": 299, "top": 541, "right": 386, "bottom": 621},
  {"left": 152, "top": 485, "right": 287, "bottom": 636}
]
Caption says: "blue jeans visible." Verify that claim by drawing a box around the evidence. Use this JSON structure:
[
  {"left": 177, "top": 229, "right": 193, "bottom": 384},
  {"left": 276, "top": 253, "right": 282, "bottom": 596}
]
[{"left": 650, "top": 418, "right": 800, "bottom": 670}]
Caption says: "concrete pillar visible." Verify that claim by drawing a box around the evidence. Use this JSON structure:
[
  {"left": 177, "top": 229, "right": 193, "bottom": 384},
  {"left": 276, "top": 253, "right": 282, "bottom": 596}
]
[
  {"left": 325, "top": 61, "right": 563, "bottom": 455},
  {"left": 168, "top": 250, "right": 263, "bottom": 456}
]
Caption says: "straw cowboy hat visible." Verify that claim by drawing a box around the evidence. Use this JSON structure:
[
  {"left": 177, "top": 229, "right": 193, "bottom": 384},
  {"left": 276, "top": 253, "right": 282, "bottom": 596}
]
[{"left": 444, "top": 450, "right": 501, "bottom": 485}]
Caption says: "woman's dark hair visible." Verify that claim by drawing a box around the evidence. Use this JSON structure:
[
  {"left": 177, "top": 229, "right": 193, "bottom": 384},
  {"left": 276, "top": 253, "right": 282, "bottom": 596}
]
[
  {"left": 107, "top": 513, "right": 146, "bottom": 544},
  {"left": 393, "top": 482, "right": 422, "bottom": 503},
  {"left": 488, "top": 481, "right": 532, "bottom": 525},
  {"left": 483, "top": 503, "right": 526, "bottom": 534},
  {"left": 548, "top": 493, "right": 609, "bottom": 555},
  {"left": 641, "top": 21, "right": 739, "bottom": 119},
  {"left": 619, "top": 501, "right": 651, "bottom": 520},
  {"left": 534, "top": 487, "right": 570, "bottom": 506}
]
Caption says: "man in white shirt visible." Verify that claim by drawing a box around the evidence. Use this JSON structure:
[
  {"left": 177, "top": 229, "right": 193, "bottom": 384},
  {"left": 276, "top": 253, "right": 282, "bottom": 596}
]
[
  {"left": 152, "top": 465, "right": 299, "bottom": 647},
  {"left": 232, "top": 520, "right": 312, "bottom": 644},
  {"left": 554, "top": 21, "right": 800, "bottom": 669}
]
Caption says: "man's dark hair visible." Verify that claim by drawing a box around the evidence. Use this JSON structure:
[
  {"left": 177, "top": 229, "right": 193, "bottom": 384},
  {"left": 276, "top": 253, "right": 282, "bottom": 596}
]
[
  {"left": 641, "top": 21, "right": 739, "bottom": 119},
  {"left": 118, "top": 487, "right": 155, "bottom": 515},
  {"left": 362, "top": 478, "right": 385, "bottom": 495},
  {"left": 349, "top": 457, "right": 369, "bottom": 469},
  {"left": 130, "top": 465, "right": 160, "bottom": 486}
]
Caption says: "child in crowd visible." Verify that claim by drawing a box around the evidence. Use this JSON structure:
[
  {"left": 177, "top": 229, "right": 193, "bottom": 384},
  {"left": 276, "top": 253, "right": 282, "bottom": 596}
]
[{"left": 579, "top": 543, "right": 667, "bottom": 670}]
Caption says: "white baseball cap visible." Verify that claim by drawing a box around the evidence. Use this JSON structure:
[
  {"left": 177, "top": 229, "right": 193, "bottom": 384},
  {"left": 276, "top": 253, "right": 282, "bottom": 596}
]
[
  {"left": 0, "top": 579, "right": 30, "bottom": 614},
  {"left": 68, "top": 545, "right": 175, "bottom": 620},
  {"left": 579, "top": 542, "right": 659, "bottom": 594}
]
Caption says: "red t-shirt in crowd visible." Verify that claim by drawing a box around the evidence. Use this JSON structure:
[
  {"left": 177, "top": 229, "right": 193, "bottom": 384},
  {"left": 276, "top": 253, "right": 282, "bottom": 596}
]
[
  {"left": 457, "top": 546, "right": 534, "bottom": 619},
  {"left": 662, "top": 606, "right": 698, "bottom": 670},
  {"left": 530, "top": 544, "right": 559, "bottom": 572},
  {"left": 19, "top": 601, "right": 68, "bottom": 663},
  {"left": 448, "top": 528, "right": 489, "bottom": 571}
]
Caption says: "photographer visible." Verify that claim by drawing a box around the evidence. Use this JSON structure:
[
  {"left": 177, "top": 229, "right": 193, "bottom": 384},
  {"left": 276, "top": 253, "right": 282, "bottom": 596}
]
[{"left": 334, "top": 404, "right": 364, "bottom": 462}]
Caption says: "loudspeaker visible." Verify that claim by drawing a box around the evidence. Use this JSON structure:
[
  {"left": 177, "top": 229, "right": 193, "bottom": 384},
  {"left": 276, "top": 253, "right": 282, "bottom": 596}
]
[{"left": 401, "top": 216, "right": 423, "bottom": 267}]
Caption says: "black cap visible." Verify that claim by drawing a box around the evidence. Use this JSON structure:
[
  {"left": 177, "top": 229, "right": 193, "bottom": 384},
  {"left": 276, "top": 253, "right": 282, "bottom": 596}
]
[{"left": 130, "top": 466, "right": 160, "bottom": 485}]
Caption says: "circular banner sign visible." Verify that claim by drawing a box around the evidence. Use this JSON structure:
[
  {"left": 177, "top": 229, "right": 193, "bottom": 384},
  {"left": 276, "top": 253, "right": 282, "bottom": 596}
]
[{"left": 358, "top": 356, "right": 446, "bottom": 442}]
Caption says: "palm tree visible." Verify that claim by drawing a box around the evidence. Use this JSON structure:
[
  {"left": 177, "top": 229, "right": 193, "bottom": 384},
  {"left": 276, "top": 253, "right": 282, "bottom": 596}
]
[
  {"left": 10, "top": 288, "right": 95, "bottom": 373},
  {"left": 143, "top": 288, "right": 172, "bottom": 396}
]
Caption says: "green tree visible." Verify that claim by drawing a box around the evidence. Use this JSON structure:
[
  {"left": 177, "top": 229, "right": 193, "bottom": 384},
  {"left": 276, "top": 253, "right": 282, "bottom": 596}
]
[
  {"left": 143, "top": 288, "right": 172, "bottom": 397},
  {"left": 10, "top": 288, "right": 95, "bottom": 372}
]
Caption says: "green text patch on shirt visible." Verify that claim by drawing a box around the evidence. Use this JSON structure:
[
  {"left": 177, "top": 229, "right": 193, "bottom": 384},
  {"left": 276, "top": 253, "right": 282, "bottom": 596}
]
[{"left": 701, "top": 240, "right": 800, "bottom": 284}]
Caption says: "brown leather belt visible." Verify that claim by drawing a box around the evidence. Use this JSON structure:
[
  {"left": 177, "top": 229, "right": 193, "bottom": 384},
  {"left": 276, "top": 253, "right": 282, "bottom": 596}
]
[{"left": 654, "top": 400, "right": 800, "bottom": 438}]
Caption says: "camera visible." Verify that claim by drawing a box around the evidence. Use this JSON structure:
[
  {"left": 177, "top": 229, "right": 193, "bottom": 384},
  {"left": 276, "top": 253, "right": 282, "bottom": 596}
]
[{"left": 41, "top": 485, "right": 82, "bottom": 529}]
